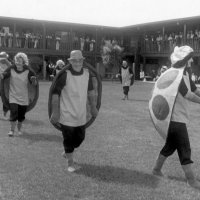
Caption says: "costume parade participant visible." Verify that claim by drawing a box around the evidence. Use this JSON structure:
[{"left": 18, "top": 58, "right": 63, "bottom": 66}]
[
  {"left": 117, "top": 60, "right": 134, "bottom": 100},
  {"left": 50, "top": 59, "right": 65, "bottom": 79},
  {"left": 0, "top": 52, "right": 38, "bottom": 137},
  {"left": 49, "top": 50, "right": 101, "bottom": 172},
  {"left": 149, "top": 46, "right": 200, "bottom": 189},
  {"left": 0, "top": 52, "right": 11, "bottom": 119}
]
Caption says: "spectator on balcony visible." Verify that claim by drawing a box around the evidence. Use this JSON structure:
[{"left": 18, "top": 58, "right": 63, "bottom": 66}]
[
  {"left": 56, "top": 36, "right": 61, "bottom": 50},
  {"left": 163, "top": 34, "right": 168, "bottom": 52},
  {"left": 84, "top": 36, "right": 90, "bottom": 51},
  {"left": 15, "top": 32, "right": 20, "bottom": 48},
  {"left": 186, "top": 31, "right": 191, "bottom": 46},
  {"left": 179, "top": 32, "right": 183, "bottom": 46},
  {"left": 144, "top": 35, "right": 149, "bottom": 51},
  {"left": 8, "top": 33, "right": 13, "bottom": 48},
  {"left": 80, "top": 36, "right": 85, "bottom": 51},
  {"left": 193, "top": 30, "right": 198, "bottom": 50},
  {"left": 156, "top": 34, "right": 162, "bottom": 52},
  {"left": 90, "top": 38, "right": 95, "bottom": 51},
  {"left": 168, "top": 34, "right": 173, "bottom": 52},
  {"left": 0, "top": 28, "right": 4, "bottom": 47}
]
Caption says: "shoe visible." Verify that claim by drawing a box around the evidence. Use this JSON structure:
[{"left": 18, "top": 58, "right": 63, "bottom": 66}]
[
  {"left": 17, "top": 131, "right": 23, "bottom": 135},
  {"left": 8, "top": 131, "right": 14, "bottom": 137},
  {"left": 67, "top": 163, "right": 81, "bottom": 172}
]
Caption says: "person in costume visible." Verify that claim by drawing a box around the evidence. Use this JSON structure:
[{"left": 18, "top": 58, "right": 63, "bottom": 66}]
[
  {"left": 151, "top": 46, "right": 200, "bottom": 189},
  {"left": 50, "top": 59, "right": 65, "bottom": 79},
  {"left": 0, "top": 52, "right": 37, "bottom": 137},
  {"left": 50, "top": 50, "right": 98, "bottom": 172},
  {"left": 0, "top": 52, "right": 11, "bottom": 119},
  {"left": 116, "top": 60, "right": 134, "bottom": 100}
]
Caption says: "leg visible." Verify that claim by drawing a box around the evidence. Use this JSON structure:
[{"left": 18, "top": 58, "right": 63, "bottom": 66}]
[
  {"left": 17, "top": 105, "right": 27, "bottom": 134},
  {"left": 152, "top": 154, "right": 167, "bottom": 176},
  {"left": 153, "top": 121, "right": 176, "bottom": 176},
  {"left": 175, "top": 123, "right": 200, "bottom": 189},
  {"left": 8, "top": 103, "right": 18, "bottom": 136}
]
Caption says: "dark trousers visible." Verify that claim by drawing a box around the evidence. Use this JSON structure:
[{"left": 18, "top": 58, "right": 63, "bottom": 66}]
[
  {"left": 160, "top": 121, "right": 193, "bottom": 165},
  {"left": 123, "top": 86, "right": 129, "bottom": 95},
  {"left": 10, "top": 103, "right": 27, "bottom": 122},
  {"left": 60, "top": 124, "right": 85, "bottom": 153}
]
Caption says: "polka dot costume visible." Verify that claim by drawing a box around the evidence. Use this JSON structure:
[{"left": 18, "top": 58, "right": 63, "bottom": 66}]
[{"left": 149, "top": 67, "right": 184, "bottom": 139}]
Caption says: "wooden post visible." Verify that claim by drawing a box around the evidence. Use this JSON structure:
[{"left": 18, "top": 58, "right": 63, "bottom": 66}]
[
  {"left": 183, "top": 24, "right": 187, "bottom": 44},
  {"left": 43, "top": 55, "right": 46, "bottom": 80}
]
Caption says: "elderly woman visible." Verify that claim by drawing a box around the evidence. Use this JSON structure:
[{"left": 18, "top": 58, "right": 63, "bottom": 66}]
[{"left": 0, "top": 52, "right": 37, "bottom": 137}]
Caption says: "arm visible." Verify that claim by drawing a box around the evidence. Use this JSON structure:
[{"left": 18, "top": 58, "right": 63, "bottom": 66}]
[
  {"left": 50, "top": 94, "right": 60, "bottom": 124},
  {"left": 28, "top": 69, "right": 37, "bottom": 85},
  {"left": 185, "top": 91, "right": 200, "bottom": 104},
  {"left": 1, "top": 66, "right": 11, "bottom": 79},
  {"left": 180, "top": 75, "right": 200, "bottom": 104},
  {"left": 87, "top": 74, "right": 98, "bottom": 117},
  {"left": 50, "top": 72, "right": 66, "bottom": 124}
]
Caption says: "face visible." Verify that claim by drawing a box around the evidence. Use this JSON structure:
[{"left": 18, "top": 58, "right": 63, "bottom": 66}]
[
  {"left": 15, "top": 57, "right": 24, "bottom": 68},
  {"left": 69, "top": 59, "right": 84, "bottom": 71},
  {"left": 122, "top": 61, "right": 127, "bottom": 67}
]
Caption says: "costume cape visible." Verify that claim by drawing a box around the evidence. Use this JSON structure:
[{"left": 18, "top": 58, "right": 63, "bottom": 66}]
[
  {"left": 149, "top": 66, "right": 185, "bottom": 139},
  {"left": 0, "top": 66, "right": 39, "bottom": 112},
  {"left": 48, "top": 62, "right": 102, "bottom": 130}
]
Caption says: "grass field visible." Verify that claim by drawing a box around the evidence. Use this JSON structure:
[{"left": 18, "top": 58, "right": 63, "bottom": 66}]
[{"left": 0, "top": 81, "right": 200, "bottom": 200}]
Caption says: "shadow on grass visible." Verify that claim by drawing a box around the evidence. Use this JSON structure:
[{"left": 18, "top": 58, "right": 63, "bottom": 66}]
[
  {"left": 19, "top": 132, "right": 62, "bottom": 144},
  {"left": 167, "top": 175, "right": 186, "bottom": 183},
  {"left": 76, "top": 163, "right": 159, "bottom": 188},
  {"left": 24, "top": 119, "right": 46, "bottom": 126}
]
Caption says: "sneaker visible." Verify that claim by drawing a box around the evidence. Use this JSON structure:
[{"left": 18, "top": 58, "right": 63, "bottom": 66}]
[
  {"left": 17, "top": 131, "right": 23, "bottom": 135},
  {"left": 67, "top": 163, "right": 81, "bottom": 172},
  {"left": 8, "top": 131, "right": 14, "bottom": 137}
]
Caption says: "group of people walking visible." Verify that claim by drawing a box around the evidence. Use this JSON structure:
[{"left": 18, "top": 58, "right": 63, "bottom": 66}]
[{"left": 0, "top": 46, "right": 200, "bottom": 189}]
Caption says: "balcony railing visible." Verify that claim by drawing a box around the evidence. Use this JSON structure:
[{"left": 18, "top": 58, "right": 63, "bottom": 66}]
[{"left": 141, "top": 38, "right": 200, "bottom": 54}]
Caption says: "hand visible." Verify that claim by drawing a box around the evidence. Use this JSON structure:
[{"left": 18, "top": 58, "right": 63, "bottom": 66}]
[
  {"left": 90, "top": 107, "right": 98, "bottom": 118},
  {"left": 50, "top": 113, "right": 59, "bottom": 125},
  {"left": 0, "top": 58, "right": 11, "bottom": 66},
  {"left": 30, "top": 76, "right": 37, "bottom": 85}
]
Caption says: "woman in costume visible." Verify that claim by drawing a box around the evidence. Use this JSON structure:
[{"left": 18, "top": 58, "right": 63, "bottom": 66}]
[
  {"left": 0, "top": 52, "right": 38, "bottom": 137},
  {"left": 149, "top": 46, "right": 200, "bottom": 189}
]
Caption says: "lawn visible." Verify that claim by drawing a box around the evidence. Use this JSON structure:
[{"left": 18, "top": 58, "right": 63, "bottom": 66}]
[{"left": 0, "top": 81, "right": 200, "bottom": 200}]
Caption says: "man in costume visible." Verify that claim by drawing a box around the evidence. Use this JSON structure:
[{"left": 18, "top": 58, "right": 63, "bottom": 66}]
[
  {"left": 50, "top": 50, "right": 98, "bottom": 172},
  {"left": 149, "top": 46, "right": 200, "bottom": 189}
]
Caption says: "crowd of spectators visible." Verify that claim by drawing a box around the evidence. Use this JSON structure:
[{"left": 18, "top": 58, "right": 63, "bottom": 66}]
[{"left": 143, "top": 29, "right": 200, "bottom": 53}]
